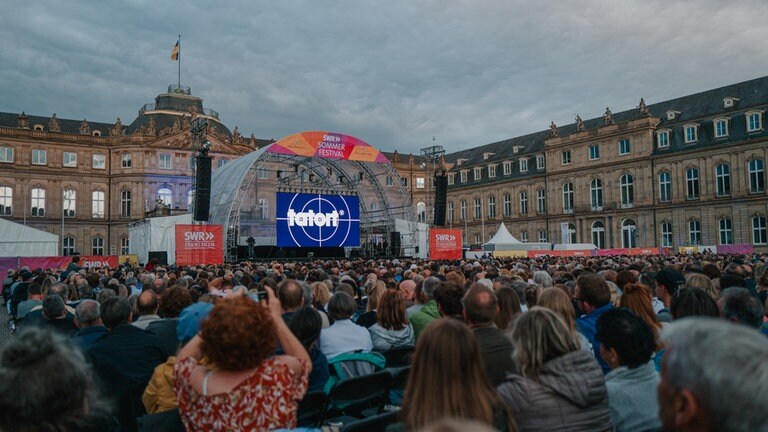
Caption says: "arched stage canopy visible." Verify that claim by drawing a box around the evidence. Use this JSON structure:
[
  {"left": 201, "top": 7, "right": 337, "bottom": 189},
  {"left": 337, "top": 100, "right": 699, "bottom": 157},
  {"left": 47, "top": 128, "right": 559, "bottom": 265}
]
[{"left": 209, "top": 131, "right": 416, "bottom": 261}]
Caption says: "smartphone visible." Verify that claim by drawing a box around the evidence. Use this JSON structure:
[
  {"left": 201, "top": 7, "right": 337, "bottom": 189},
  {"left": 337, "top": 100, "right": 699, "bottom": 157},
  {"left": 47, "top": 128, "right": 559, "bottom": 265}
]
[{"left": 257, "top": 290, "right": 268, "bottom": 302}]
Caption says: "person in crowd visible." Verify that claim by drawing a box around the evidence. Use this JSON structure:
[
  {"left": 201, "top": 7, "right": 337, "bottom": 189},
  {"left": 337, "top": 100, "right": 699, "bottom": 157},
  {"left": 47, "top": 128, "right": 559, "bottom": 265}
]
[
  {"left": 717, "top": 287, "right": 763, "bottom": 329},
  {"left": 463, "top": 283, "right": 516, "bottom": 387},
  {"left": 406, "top": 280, "right": 427, "bottom": 318},
  {"left": 399, "top": 278, "right": 416, "bottom": 308},
  {"left": 277, "top": 278, "right": 305, "bottom": 324},
  {"left": 494, "top": 285, "right": 522, "bottom": 330},
  {"left": 409, "top": 276, "right": 442, "bottom": 338},
  {"left": 146, "top": 285, "right": 193, "bottom": 356},
  {"left": 357, "top": 280, "right": 385, "bottom": 328},
  {"left": 574, "top": 273, "right": 614, "bottom": 372},
  {"left": 16, "top": 282, "right": 43, "bottom": 320},
  {"left": 368, "top": 289, "right": 415, "bottom": 352},
  {"left": 670, "top": 287, "right": 720, "bottom": 319},
  {"left": 434, "top": 281, "right": 465, "bottom": 321},
  {"left": 685, "top": 273, "right": 718, "bottom": 300},
  {"left": 174, "top": 290, "right": 311, "bottom": 431},
  {"left": 87, "top": 297, "right": 167, "bottom": 430},
  {"left": 133, "top": 290, "right": 161, "bottom": 330},
  {"left": 320, "top": 291, "right": 373, "bottom": 359},
  {"left": 287, "top": 306, "right": 329, "bottom": 393},
  {"left": 595, "top": 308, "right": 661, "bottom": 432},
  {"left": 498, "top": 307, "right": 612, "bottom": 431},
  {"left": 654, "top": 268, "right": 685, "bottom": 322},
  {"left": 19, "top": 292, "right": 78, "bottom": 335},
  {"left": 71, "top": 299, "right": 108, "bottom": 351},
  {"left": 658, "top": 318, "right": 768, "bottom": 432},
  {"left": 537, "top": 287, "right": 592, "bottom": 354},
  {"left": 390, "top": 318, "right": 515, "bottom": 432},
  {"left": 619, "top": 283, "right": 664, "bottom": 370},
  {"left": 0, "top": 326, "right": 111, "bottom": 431}
]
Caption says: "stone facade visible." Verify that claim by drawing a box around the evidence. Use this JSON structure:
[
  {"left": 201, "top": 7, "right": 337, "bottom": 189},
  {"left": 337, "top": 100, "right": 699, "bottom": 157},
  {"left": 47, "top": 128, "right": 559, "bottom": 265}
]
[{"left": 0, "top": 86, "right": 269, "bottom": 256}]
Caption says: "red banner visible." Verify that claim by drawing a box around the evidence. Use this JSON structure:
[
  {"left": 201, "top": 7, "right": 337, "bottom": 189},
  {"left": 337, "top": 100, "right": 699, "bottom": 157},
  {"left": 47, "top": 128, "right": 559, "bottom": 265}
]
[
  {"left": 429, "top": 229, "right": 463, "bottom": 260},
  {"left": 20, "top": 256, "right": 70, "bottom": 271},
  {"left": 79, "top": 255, "right": 119, "bottom": 269},
  {"left": 597, "top": 248, "right": 663, "bottom": 256},
  {"left": 175, "top": 225, "right": 224, "bottom": 266}
]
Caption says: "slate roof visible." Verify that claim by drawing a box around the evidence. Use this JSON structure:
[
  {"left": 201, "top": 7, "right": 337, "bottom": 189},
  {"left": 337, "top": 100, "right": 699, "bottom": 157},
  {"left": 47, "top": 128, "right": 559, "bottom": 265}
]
[
  {"left": 0, "top": 112, "right": 114, "bottom": 135},
  {"left": 445, "top": 75, "right": 768, "bottom": 168}
]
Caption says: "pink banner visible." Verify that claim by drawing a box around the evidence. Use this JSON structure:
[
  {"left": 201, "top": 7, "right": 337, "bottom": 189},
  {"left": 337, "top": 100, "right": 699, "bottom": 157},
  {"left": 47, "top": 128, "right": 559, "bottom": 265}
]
[
  {"left": 716, "top": 244, "right": 754, "bottom": 255},
  {"left": 20, "top": 256, "right": 70, "bottom": 271},
  {"left": 0, "top": 257, "right": 18, "bottom": 278},
  {"left": 266, "top": 131, "right": 389, "bottom": 163},
  {"left": 597, "top": 248, "right": 662, "bottom": 256}
]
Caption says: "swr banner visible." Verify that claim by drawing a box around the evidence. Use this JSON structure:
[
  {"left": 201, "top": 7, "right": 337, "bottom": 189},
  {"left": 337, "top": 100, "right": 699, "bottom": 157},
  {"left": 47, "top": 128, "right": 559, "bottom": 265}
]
[
  {"left": 175, "top": 225, "right": 224, "bottom": 266},
  {"left": 429, "top": 229, "right": 463, "bottom": 260}
]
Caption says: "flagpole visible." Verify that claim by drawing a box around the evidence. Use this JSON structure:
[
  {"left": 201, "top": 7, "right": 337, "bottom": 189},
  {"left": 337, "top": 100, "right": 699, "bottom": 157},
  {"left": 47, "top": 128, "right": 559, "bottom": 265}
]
[{"left": 177, "top": 35, "right": 181, "bottom": 89}]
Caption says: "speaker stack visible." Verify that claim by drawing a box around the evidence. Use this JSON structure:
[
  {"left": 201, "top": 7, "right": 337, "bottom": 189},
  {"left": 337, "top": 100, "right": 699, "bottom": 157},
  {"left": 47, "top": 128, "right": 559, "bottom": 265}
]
[
  {"left": 390, "top": 231, "right": 401, "bottom": 257},
  {"left": 433, "top": 174, "right": 448, "bottom": 226},
  {"left": 194, "top": 155, "right": 212, "bottom": 221}
]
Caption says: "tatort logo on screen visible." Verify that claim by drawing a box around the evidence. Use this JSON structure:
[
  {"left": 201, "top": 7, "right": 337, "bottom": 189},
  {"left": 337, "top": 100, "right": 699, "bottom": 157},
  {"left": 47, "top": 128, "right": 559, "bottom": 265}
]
[{"left": 276, "top": 192, "right": 360, "bottom": 247}]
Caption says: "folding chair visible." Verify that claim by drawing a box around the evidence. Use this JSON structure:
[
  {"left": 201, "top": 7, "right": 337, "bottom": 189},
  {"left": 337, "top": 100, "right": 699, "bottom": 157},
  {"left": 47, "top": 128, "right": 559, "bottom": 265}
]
[
  {"left": 340, "top": 410, "right": 399, "bottom": 432},
  {"left": 382, "top": 346, "right": 414, "bottom": 368},
  {"left": 325, "top": 370, "right": 392, "bottom": 423},
  {"left": 297, "top": 390, "right": 328, "bottom": 428},
  {"left": 387, "top": 365, "right": 410, "bottom": 406}
]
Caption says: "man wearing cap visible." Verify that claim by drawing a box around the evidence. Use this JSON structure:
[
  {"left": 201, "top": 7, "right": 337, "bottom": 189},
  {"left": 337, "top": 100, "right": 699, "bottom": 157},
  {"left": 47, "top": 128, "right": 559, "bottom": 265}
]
[{"left": 655, "top": 268, "right": 686, "bottom": 323}]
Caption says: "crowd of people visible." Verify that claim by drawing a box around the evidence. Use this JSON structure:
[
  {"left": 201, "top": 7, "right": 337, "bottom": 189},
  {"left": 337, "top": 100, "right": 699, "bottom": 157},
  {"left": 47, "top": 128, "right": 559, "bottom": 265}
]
[{"left": 0, "top": 251, "right": 767, "bottom": 431}]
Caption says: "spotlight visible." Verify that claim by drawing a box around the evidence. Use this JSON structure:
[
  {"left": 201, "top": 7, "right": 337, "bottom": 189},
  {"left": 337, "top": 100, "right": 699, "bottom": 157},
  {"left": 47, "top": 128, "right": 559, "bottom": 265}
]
[{"left": 199, "top": 141, "right": 211, "bottom": 156}]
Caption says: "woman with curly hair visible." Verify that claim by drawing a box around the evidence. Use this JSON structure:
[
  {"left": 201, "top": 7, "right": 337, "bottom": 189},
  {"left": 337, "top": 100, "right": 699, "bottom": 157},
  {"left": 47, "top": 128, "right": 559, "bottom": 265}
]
[{"left": 174, "top": 288, "right": 311, "bottom": 431}]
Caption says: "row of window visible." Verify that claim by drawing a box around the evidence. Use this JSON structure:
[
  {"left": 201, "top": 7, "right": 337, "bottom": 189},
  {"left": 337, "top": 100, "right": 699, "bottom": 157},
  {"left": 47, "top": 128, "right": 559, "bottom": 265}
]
[
  {"left": 656, "top": 111, "right": 764, "bottom": 148},
  {"left": 0, "top": 188, "right": 131, "bottom": 218},
  {"left": 585, "top": 139, "right": 632, "bottom": 162},
  {"left": 466, "top": 216, "right": 768, "bottom": 248},
  {"left": 450, "top": 155, "right": 545, "bottom": 185},
  {"left": 0, "top": 147, "right": 229, "bottom": 170},
  {"left": 442, "top": 159, "right": 765, "bottom": 222},
  {"left": 61, "top": 236, "right": 130, "bottom": 256}
]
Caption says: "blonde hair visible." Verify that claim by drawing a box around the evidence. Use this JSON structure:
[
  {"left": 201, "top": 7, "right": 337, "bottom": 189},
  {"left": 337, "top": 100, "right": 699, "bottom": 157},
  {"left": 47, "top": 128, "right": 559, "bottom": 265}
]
[
  {"left": 685, "top": 273, "right": 717, "bottom": 300},
  {"left": 510, "top": 307, "right": 580, "bottom": 378},
  {"left": 537, "top": 287, "right": 577, "bottom": 332},
  {"left": 311, "top": 281, "right": 331, "bottom": 306}
]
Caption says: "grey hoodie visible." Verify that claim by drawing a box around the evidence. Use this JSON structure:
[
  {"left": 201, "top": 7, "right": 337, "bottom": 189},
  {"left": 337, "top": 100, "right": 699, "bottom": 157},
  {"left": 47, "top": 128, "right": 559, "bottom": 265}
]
[
  {"left": 368, "top": 322, "right": 415, "bottom": 352},
  {"left": 498, "top": 349, "right": 613, "bottom": 432}
]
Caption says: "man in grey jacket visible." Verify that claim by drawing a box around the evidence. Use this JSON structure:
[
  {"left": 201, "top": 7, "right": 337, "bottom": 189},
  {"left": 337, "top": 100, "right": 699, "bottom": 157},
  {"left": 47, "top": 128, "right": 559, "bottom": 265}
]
[{"left": 596, "top": 308, "right": 661, "bottom": 432}]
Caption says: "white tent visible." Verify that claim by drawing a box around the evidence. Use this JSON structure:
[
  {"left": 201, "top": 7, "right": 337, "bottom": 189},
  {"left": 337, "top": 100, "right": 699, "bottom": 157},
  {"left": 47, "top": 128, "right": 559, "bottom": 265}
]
[
  {"left": 484, "top": 222, "right": 551, "bottom": 253},
  {"left": 128, "top": 214, "right": 192, "bottom": 265},
  {"left": 0, "top": 218, "right": 58, "bottom": 257}
]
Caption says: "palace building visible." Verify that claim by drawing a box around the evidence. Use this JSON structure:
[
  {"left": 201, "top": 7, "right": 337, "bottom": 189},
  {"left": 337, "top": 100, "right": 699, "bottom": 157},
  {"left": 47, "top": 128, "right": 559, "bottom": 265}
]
[
  {"left": 440, "top": 76, "right": 768, "bottom": 252},
  {"left": 0, "top": 85, "right": 272, "bottom": 256}
]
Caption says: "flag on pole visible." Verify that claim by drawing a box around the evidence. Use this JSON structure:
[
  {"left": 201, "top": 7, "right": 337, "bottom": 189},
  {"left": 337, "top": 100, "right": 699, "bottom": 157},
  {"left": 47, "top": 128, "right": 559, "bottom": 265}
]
[{"left": 171, "top": 41, "right": 179, "bottom": 61}]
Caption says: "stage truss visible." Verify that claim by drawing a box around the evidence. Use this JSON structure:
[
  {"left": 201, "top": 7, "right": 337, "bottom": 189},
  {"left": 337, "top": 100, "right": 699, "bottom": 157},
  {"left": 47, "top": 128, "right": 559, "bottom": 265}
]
[{"left": 209, "top": 144, "right": 416, "bottom": 261}]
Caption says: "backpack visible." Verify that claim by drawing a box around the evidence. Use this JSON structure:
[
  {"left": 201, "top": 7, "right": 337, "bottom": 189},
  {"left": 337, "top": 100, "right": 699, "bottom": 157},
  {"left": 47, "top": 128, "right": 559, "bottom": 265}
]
[{"left": 324, "top": 351, "right": 387, "bottom": 393}]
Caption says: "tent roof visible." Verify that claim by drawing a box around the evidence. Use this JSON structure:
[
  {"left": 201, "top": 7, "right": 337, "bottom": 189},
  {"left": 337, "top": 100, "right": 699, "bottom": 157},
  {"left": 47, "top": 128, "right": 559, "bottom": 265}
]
[
  {"left": 0, "top": 218, "right": 58, "bottom": 244},
  {"left": 485, "top": 222, "right": 521, "bottom": 246}
]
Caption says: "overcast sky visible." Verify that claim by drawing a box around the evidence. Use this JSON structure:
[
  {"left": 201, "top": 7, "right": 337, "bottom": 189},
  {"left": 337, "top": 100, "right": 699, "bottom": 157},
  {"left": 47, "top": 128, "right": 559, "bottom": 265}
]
[{"left": 1, "top": 0, "right": 767, "bottom": 154}]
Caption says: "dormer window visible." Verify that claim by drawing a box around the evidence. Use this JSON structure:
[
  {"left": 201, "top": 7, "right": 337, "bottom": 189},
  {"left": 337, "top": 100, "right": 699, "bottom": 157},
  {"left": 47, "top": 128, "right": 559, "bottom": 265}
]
[
  {"left": 92, "top": 130, "right": 101, "bottom": 137},
  {"left": 33, "top": 124, "right": 44, "bottom": 131},
  {"left": 714, "top": 118, "right": 729, "bottom": 138},
  {"left": 657, "top": 129, "right": 670, "bottom": 148},
  {"left": 746, "top": 111, "right": 763, "bottom": 132},
  {"left": 723, "top": 97, "right": 739, "bottom": 108},
  {"left": 473, "top": 167, "right": 482, "bottom": 180},
  {"left": 487, "top": 164, "right": 496, "bottom": 178},
  {"left": 456, "top": 158, "right": 468, "bottom": 166},
  {"left": 460, "top": 170, "right": 468, "bottom": 183},
  {"left": 513, "top": 146, "right": 521, "bottom": 154},
  {"left": 667, "top": 110, "right": 681, "bottom": 120},
  {"left": 503, "top": 161, "right": 512, "bottom": 176},
  {"left": 483, "top": 152, "right": 495, "bottom": 160},
  {"left": 684, "top": 124, "right": 699, "bottom": 143}
]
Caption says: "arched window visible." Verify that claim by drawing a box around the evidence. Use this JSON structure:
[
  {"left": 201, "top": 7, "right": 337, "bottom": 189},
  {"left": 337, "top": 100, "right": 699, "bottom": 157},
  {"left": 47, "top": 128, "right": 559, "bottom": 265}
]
[
  {"left": 567, "top": 223, "right": 576, "bottom": 244},
  {"left": 92, "top": 190, "right": 105, "bottom": 218},
  {"left": 62, "top": 236, "right": 75, "bottom": 256},
  {"left": 0, "top": 186, "right": 11, "bottom": 216},
  {"left": 621, "top": 218, "right": 637, "bottom": 248},
  {"left": 660, "top": 221, "right": 673, "bottom": 247},
  {"left": 753, "top": 216, "right": 767, "bottom": 245},
  {"left": 686, "top": 168, "right": 700, "bottom": 199},
  {"left": 620, "top": 174, "right": 634, "bottom": 207},
  {"left": 658, "top": 171, "right": 671, "bottom": 203},
  {"left": 460, "top": 200, "right": 467, "bottom": 221},
  {"left": 92, "top": 237, "right": 104, "bottom": 255},
  {"left": 719, "top": 217, "right": 733, "bottom": 245},
  {"left": 258, "top": 198, "right": 269, "bottom": 220},
  {"left": 488, "top": 195, "right": 496, "bottom": 219},
  {"left": 157, "top": 187, "right": 172, "bottom": 206},
  {"left": 562, "top": 182, "right": 574, "bottom": 213},
  {"left": 689, "top": 219, "right": 701, "bottom": 245},
  {"left": 715, "top": 164, "right": 731, "bottom": 196},
  {"left": 121, "top": 190, "right": 132, "bottom": 218},
  {"left": 473, "top": 198, "right": 481, "bottom": 220},
  {"left": 519, "top": 191, "right": 528, "bottom": 215},
  {"left": 503, "top": 194, "right": 512, "bottom": 217},
  {"left": 537, "top": 189, "right": 546, "bottom": 214},
  {"left": 417, "top": 202, "right": 426, "bottom": 223},
  {"left": 590, "top": 178, "right": 603, "bottom": 209},
  {"left": 447, "top": 201, "right": 454, "bottom": 223},
  {"left": 591, "top": 221, "right": 606, "bottom": 249},
  {"left": 63, "top": 189, "right": 76, "bottom": 217},
  {"left": 120, "top": 237, "right": 130, "bottom": 255},
  {"left": 31, "top": 188, "right": 45, "bottom": 217},
  {"left": 748, "top": 159, "right": 765, "bottom": 193},
  {"left": 538, "top": 229, "right": 547, "bottom": 243}
]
